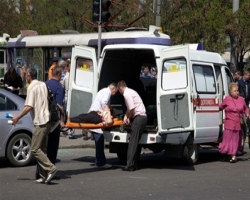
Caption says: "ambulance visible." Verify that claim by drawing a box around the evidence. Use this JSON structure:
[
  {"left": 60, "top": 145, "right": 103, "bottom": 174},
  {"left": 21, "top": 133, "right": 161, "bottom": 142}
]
[{"left": 67, "top": 29, "right": 247, "bottom": 165}]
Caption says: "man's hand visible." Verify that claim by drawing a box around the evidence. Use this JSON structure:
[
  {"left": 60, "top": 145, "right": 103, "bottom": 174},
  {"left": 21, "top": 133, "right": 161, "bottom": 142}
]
[
  {"left": 11, "top": 106, "right": 32, "bottom": 126},
  {"left": 60, "top": 121, "right": 65, "bottom": 128},
  {"left": 123, "top": 115, "right": 130, "bottom": 125},
  {"left": 12, "top": 115, "right": 19, "bottom": 126}
]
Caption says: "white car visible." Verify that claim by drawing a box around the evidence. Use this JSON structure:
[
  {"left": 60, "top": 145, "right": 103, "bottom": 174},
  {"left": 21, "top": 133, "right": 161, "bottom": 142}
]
[{"left": 0, "top": 88, "right": 33, "bottom": 167}]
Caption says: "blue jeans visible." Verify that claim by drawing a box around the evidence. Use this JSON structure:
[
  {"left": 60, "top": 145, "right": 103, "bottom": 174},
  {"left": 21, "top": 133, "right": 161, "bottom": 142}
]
[{"left": 90, "top": 131, "right": 106, "bottom": 166}]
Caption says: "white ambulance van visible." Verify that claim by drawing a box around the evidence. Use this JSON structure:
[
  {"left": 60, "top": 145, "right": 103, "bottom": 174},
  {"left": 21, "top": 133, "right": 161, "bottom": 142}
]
[{"left": 67, "top": 36, "right": 247, "bottom": 165}]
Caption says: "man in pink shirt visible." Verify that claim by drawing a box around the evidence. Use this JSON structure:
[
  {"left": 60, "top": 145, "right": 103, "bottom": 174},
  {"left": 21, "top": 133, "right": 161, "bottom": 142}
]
[{"left": 117, "top": 80, "right": 147, "bottom": 171}]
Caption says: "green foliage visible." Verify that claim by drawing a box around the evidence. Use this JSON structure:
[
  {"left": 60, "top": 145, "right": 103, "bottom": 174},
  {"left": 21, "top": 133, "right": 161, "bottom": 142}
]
[
  {"left": 0, "top": 0, "right": 21, "bottom": 36},
  {"left": 162, "top": 0, "right": 250, "bottom": 70}
]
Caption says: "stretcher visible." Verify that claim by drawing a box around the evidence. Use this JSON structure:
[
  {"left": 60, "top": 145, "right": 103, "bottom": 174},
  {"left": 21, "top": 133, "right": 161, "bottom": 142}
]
[{"left": 65, "top": 117, "right": 124, "bottom": 129}]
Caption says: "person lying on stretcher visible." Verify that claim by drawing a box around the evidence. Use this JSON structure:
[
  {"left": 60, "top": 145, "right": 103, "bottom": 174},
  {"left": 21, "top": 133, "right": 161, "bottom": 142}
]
[{"left": 70, "top": 105, "right": 115, "bottom": 126}]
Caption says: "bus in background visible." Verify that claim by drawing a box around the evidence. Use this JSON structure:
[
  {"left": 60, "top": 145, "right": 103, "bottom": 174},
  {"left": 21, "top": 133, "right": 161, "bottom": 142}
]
[
  {"left": 6, "top": 25, "right": 171, "bottom": 95},
  {"left": 0, "top": 34, "right": 9, "bottom": 85}
]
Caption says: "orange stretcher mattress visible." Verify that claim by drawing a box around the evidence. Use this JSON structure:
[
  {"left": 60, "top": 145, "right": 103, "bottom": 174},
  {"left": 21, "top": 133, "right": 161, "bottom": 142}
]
[{"left": 65, "top": 118, "right": 124, "bottom": 129}]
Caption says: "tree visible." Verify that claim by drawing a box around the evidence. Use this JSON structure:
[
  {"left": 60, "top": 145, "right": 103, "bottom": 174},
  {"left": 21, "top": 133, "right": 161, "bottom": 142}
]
[
  {"left": 161, "top": 0, "right": 250, "bottom": 71},
  {"left": 230, "top": 0, "right": 250, "bottom": 71},
  {"left": 0, "top": 0, "right": 22, "bottom": 37}
]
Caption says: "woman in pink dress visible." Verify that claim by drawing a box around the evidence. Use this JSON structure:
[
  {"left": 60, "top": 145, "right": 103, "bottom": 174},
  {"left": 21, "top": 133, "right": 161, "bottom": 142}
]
[{"left": 219, "top": 82, "right": 249, "bottom": 163}]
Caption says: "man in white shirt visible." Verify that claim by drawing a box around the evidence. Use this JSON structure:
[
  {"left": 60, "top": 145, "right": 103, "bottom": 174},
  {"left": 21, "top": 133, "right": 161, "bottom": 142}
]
[{"left": 88, "top": 82, "right": 117, "bottom": 169}]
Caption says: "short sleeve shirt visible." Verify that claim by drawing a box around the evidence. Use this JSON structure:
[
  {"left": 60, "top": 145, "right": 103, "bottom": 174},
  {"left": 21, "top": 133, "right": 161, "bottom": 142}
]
[
  {"left": 89, "top": 87, "right": 111, "bottom": 111},
  {"left": 46, "top": 79, "right": 65, "bottom": 107},
  {"left": 25, "top": 80, "right": 50, "bottom": 125}
]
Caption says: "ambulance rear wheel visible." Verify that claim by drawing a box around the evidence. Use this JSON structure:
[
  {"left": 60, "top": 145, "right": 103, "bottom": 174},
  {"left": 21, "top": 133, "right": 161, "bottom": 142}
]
[
  {"left": 116, "top": 147, "right": 142, "bottom": 162},
  {"left": 182, "top": 143, "right": 199, "bottom": 165},
  {"left": 117, "top": 153, "right": 127, "bottom": 161}
]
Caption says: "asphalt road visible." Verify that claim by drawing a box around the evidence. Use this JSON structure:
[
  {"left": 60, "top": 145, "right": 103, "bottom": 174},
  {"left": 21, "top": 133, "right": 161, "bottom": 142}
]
[{"left": 0, "top": 147, "right": 250, "bottom": 200}]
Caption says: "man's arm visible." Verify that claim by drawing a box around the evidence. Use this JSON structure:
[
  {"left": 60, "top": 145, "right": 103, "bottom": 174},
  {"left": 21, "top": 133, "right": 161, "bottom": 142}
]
[
  {"left": 57, "top": 104, "right": 66, "bottom": 127},
  {"left": 125, "top": 108, "right": 135, "bottom": 119},
  {"left": 12, "top": 105, "right": 33, "bottom": 125},
  {"left": 124, "top": 108, "right": 135, "bottom": 125}
]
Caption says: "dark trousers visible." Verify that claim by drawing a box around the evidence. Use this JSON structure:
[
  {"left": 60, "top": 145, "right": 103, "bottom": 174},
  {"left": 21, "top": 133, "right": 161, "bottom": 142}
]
[
  {"left": 127, "top": 115, "right": 147, "bottom": 168},
  {"left": 70, "top": 111, "right": 102, "bottom": 124},
  {"left": 90, "top": 131, "right": 106, "bottom": 166},
  {"left": 35, "top": 125, "right": 60, "bottom": 179}
]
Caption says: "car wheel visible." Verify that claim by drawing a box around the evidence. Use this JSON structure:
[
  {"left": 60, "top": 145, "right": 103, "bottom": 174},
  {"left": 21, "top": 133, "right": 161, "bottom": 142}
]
[{"left": 6, "top": 133, "right": 32, "bottom": 167}]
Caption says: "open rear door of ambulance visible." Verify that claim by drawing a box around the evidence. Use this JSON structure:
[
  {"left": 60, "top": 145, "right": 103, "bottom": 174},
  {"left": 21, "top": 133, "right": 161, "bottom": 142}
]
[
  {"left": 157, "top": 45, "right": 193, "bottom": 134},
  {"left": 67, "top": 45, "right": 98, "bottom": 119}
]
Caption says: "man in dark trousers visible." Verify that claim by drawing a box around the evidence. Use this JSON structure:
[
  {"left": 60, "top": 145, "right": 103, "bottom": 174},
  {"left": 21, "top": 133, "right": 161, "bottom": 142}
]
[
  {"left": 237, "top": 69, "right": 250, "bottom": 155},
  {"left": 88, "top": 83, "right": 118, "bottom": 169},
  {"left": 35, "top": 63, "right": 65, "bottom": 179},
  {"left": 237, "top": 70, "right": 250, "bottom": 106},
  {"left": 117, "top": 80, "right": 147, "bottom": 172}
]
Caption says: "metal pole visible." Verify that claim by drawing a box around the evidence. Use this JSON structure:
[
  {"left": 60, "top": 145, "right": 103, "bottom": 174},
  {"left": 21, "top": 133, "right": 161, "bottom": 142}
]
[
  {"left": 97, "top": 0, "right": 102, "bottom": 63},
  {"left": 230, "top": 0, "right": 239, "bottom": 71},
  {"left": 233, "top": 0, "right": 239, "bottom": 12},
  {"left": 155, "top": 0, "right": 161, "bottom": 27}
]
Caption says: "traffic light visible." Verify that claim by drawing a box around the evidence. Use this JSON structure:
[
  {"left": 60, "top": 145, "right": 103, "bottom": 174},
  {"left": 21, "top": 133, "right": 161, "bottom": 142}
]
[
  {"left": 92, "top": 0, "right": 100, "bottom": 22},
  {"left": 101, "top": 0, "right": 111, "bottom": 22},
  {"left": 92, "top": 0, "right": 111, "bottom": 23}
]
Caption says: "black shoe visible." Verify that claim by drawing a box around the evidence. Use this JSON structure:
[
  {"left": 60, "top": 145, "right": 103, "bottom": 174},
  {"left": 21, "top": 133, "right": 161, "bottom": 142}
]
[{"left": 122, "top": 166, "right": 136, "bottom": 172}]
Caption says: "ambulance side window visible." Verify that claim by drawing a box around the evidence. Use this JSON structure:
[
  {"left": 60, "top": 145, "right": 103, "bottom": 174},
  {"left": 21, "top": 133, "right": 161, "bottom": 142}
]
[
  {"left": 193, "top": 65, "right": 216, "bottom": 94},
  {"left": 75, "top": 57, "right": 94, "bottom": 88}
]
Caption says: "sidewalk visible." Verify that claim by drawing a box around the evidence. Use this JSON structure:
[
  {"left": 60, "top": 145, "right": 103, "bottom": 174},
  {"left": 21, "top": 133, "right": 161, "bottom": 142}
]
[{"left": 59, "top": 129, "right": 108, "bottom": 149}]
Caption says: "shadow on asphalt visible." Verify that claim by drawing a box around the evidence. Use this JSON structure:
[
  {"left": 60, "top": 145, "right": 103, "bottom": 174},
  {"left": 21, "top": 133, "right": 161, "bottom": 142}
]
[
  {"left": 57, "top": 147, "right": 241, "bottom": 176},
  {"left": 1, "top": 147, "right": 249, "bottom": 171}
]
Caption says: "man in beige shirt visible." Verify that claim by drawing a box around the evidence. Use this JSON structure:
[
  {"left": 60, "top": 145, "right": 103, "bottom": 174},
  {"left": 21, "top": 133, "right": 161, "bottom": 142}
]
[{"left": 12, "top": 67, "right": 57, "bottom": 184}]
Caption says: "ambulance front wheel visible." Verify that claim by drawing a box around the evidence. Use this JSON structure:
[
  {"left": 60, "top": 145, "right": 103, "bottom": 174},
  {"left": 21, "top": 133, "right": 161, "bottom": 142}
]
[{"left": 182, "top": 143, "right": 199, "bottom": 165}]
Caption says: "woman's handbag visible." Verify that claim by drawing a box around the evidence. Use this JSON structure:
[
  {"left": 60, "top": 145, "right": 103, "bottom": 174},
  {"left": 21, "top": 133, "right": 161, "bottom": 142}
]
[{"left": 240, "top": 117, "right": 244, "bottom": 125}]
